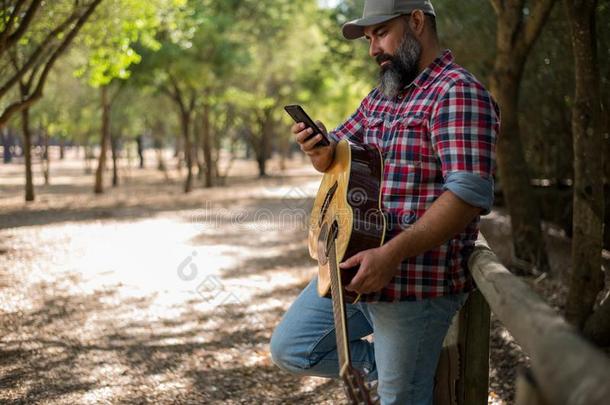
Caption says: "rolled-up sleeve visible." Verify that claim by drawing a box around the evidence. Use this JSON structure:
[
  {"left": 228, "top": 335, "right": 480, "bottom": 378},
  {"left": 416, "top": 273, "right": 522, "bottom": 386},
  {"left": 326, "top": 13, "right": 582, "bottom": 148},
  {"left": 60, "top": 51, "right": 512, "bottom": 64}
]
[
  {"left": 430, "top": 80, "right": 499, "bottom": 215},
  {"left": 444, "top": 171, "right": 494, "bottom": 214}
]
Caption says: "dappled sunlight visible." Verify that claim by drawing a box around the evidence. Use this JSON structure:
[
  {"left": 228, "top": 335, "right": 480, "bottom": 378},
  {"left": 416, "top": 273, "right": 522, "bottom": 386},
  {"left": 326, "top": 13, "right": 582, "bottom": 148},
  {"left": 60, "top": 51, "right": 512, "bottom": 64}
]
[{"left": 0, "top": 155, "right": 348, "bottom": 403}]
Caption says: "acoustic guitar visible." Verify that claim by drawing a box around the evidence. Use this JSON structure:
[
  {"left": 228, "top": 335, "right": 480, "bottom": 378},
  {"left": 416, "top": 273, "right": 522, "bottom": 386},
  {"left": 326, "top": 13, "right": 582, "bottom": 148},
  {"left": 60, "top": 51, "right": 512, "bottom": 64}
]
[
  {"left": 308, "top": 139, "right": 387, "bottom": 303},
  {"left": 308, "top": 139, "right": 386, "bottom": 404}
]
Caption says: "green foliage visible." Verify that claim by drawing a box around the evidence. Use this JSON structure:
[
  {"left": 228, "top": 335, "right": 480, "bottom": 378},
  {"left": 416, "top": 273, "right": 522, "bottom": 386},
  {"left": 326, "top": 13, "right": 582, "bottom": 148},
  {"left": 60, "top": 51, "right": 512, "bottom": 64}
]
[
  {"left": 13, "top": 0, "right": 606, "bottom": 186},
  {"left": 74, "top": 0, "right": 179, "bottom": 87}
]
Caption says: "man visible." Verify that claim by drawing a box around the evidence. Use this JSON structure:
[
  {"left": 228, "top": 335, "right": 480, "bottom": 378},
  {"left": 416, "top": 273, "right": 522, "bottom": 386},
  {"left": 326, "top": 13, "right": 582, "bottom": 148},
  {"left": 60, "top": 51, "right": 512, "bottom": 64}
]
[{"left": 270, "top": 1, "right": 499, "bottom": 404}]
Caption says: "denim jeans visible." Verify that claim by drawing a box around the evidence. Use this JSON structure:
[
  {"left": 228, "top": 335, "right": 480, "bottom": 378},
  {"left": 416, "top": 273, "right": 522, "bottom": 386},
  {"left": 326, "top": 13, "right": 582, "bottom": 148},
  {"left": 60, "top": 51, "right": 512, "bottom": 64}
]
[{"left": 270, "top": 277, "right": 468, "bottom": 405}]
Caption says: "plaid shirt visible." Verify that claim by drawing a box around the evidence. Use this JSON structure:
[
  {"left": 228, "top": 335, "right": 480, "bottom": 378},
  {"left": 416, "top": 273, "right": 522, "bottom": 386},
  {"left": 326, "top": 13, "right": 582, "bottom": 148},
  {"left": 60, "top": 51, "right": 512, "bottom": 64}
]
[{"left": 329, "top": 50, "right": 499, "bottom": 302}]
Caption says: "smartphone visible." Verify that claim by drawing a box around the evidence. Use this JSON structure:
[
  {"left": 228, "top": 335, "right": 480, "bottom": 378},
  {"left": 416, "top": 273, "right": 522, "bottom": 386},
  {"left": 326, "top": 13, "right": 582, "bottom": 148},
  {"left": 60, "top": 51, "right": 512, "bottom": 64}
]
[{"left": 284, "top": 104, "right": 330, "bottom": 147}]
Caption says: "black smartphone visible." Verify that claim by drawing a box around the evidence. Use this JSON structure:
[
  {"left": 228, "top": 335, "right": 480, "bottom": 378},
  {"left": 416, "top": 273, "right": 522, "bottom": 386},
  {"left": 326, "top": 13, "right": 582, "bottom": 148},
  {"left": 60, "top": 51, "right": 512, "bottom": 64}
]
[{"left": 284, "top": 104, "right": 330, "bottom": 147}]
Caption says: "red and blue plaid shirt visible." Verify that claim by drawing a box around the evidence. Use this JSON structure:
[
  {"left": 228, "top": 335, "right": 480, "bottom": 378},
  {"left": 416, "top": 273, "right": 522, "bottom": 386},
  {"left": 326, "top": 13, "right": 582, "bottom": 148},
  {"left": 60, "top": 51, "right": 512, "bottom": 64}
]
[{"left": 329, "top": 50, "right": 500, "bottom": 302}]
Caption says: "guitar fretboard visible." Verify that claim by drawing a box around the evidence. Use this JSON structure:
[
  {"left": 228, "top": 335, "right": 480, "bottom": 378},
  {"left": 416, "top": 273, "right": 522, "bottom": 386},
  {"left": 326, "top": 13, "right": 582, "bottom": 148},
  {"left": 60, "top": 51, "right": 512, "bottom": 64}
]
[
  {"left": 327, "top": 236, "right": 351, "bottom": 376},
  {"left": 327, "top": 234, "right": 377, "bottom": 404}
]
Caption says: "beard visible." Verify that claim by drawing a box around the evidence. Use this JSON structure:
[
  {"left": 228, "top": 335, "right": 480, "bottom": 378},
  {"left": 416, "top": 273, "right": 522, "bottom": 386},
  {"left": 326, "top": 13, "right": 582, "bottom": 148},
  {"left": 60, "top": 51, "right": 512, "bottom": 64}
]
[{"left": 377, "top": 30, "right": 422, "bottom": 99}]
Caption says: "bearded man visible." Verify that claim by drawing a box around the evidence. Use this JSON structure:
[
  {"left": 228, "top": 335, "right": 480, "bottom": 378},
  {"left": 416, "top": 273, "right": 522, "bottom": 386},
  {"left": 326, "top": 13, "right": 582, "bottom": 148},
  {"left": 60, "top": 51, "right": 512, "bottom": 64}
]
[{"left": 270, "top": 1, "right": 499, "bottom": 404}]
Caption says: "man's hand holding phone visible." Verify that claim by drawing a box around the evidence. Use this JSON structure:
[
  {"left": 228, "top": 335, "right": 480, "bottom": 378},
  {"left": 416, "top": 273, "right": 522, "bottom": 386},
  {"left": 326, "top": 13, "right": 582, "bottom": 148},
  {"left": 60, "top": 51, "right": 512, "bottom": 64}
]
[
  {"left": 285, "top": 105, "right": 335, "bottom": 172},
  {"left": 292, "top": 121, "right": 335, "bottom": 172}
]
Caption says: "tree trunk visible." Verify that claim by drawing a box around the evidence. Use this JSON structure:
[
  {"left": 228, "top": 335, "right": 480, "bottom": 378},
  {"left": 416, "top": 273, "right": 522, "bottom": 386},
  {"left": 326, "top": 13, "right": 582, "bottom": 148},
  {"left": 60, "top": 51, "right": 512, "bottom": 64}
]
[
  {"left": 491, "top": 73, "right": 549, "bottom": 273},
  {"left": 563, "top": 0, "right": 605, "bottom": 336},
  {"left": 152, "top": 122, "right": 167, "bottom": 175},
  {"left": 136, "top": 135, "right": 144, "bottom": 169},
  {"left": 59, "top": 138, "right": 65, "bottom": 160},
  {"left": 1, "top": 125, "right": 12, "bottom": 163},
  {"left": 111, "top": 133, "right": 119, "bottom": 187},
  {"left": 489, "top": 0, "right": 557, "bottom": 273},
  {"left": 94, "top": 85, "right": 110, "bottom": 194},
  {"left": 84, "top": 144, "right": 92, "bottom": 174},
  {"left": 180, "top": 111, "right": 193, "bottom": 193},
  {"left": 157, "top": 147, "right": 167, "bottom": 178},
  {"left": 279, "top": 132, "right": 289, "bottom": 172},
  {"left": 255, "top": 109, "right": 273, "bottom": 178},
  {"left": 245, "top": 138, "right": 251, "bottom": 160},
  {"left": 21, "top": 108, "right": 34, "bottom": 201},
  {"left": 202, "top": 100, "right": 214, "bottom": 188},
  {"left": 193, "top": 115, "right": 204, "bottom": 181},
  {"left": 42, "top": 124, "right": 50, "bottom": 185},
  {"left": 174, "top": 136, "right": 183, "bottom": 174}
]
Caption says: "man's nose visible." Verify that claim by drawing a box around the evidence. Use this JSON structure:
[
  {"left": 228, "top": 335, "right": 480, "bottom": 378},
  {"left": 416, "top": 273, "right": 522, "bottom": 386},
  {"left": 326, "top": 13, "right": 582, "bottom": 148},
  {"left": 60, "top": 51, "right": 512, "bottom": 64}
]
[{"left": 369, "top": 38, "right": 381, "bottom": 59}]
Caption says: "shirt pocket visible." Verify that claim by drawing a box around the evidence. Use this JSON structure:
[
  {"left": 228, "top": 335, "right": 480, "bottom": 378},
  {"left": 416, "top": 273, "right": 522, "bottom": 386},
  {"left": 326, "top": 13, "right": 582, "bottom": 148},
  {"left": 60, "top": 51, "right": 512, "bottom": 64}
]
[
  {"left": 387, "top": 115, "right": 430, "bottom": 165},
  {"left": 362, "top": 116, "right": 385, "bottom": 150}
]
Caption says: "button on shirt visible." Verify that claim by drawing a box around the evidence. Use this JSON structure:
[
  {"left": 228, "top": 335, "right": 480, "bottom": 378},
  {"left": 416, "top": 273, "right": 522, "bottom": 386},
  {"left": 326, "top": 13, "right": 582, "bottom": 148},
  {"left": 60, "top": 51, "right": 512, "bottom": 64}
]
[{"left": 329, "top": 50, "right": 500, "bottom": 302}]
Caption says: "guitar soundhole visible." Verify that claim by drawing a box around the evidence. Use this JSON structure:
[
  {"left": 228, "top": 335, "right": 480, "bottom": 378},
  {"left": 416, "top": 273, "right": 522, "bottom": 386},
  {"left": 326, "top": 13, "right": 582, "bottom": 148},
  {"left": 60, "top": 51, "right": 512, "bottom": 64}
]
[{"left": 318, "top": 181, "right": 339, "bottom": 226}]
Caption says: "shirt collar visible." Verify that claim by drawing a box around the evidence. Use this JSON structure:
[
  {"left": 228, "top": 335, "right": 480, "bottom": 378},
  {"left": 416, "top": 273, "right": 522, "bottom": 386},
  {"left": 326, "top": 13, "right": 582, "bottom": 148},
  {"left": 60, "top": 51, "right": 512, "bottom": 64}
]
[{"left": 408, "top": 49, "right": 453, "bottom": 90}]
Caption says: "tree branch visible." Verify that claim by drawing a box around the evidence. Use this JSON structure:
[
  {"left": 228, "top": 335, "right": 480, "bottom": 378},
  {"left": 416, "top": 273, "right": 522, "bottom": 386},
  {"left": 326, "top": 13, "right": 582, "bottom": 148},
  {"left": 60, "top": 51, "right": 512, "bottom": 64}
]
[
  {"left": 167, "top": 72, "right": 186, "bottom": 114},
  {"left": 522, "top": 0, "right": 557, "bottom": 51},
  {"left": 0, "top": 6, "right": 81, "bottom": 100},
  {"left": 0, "top": 0, "right": 103, "bottom": 127},
  {"left": 0, "top": 0, "right": 42, "bottom": 57},
  {"left": 0, "top": 0, "right": 27, "bottom": 48}
]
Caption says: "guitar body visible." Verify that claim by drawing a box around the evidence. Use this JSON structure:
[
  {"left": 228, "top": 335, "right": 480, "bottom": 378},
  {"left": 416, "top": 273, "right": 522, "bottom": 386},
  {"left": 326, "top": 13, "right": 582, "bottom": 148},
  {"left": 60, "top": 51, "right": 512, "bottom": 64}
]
[{"left": 308, "top": 139, "right": 386, "bottom": 303}]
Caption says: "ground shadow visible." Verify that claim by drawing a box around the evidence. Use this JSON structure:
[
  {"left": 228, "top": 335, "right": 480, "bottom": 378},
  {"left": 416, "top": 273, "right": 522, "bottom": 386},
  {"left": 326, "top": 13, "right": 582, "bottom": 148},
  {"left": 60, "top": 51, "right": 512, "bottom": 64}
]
[{"left": 0, "top": 274, "right": 344, "bottom": 404}]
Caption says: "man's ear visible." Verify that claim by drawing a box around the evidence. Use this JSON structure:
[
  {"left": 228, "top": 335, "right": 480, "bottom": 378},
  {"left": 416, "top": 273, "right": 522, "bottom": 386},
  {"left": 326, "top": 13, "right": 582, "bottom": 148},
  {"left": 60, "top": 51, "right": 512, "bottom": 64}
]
[{"left": 408, "top": 10, "right": 426, "bottom": 37}]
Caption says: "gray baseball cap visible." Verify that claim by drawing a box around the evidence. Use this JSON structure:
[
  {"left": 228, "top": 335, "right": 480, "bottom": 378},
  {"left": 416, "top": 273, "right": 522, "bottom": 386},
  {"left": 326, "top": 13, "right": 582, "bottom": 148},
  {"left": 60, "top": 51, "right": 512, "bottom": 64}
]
[{"left": 342, "top": 0, "right": 436, "bottom": 40}]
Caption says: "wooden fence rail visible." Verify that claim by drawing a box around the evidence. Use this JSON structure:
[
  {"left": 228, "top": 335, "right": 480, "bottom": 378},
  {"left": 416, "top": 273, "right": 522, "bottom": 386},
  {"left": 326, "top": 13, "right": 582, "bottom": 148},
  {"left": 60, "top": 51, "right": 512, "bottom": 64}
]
[{"left": 455, "top": 234, "right": 610, "bottom": 405}]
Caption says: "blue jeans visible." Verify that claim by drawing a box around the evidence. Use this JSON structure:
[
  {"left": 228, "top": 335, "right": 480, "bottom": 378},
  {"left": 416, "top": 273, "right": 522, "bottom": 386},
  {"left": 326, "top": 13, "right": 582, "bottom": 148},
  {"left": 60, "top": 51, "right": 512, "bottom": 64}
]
[{"left": 270, "top": 277, "right": 467, "bottom": 405}]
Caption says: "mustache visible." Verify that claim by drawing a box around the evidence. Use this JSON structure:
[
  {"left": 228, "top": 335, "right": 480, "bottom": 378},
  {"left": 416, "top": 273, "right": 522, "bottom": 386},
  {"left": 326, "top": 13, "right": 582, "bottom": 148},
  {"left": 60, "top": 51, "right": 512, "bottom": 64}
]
[{"left": 376, "top": 54, "right": 393, "bottom": 66}]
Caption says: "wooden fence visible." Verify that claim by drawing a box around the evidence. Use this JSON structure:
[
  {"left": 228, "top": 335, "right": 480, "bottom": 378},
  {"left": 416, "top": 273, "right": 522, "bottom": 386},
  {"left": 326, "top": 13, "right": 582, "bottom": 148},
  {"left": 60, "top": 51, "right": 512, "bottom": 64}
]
[{"left": 434, "top": 234, "right": 610, "bottom": 405}]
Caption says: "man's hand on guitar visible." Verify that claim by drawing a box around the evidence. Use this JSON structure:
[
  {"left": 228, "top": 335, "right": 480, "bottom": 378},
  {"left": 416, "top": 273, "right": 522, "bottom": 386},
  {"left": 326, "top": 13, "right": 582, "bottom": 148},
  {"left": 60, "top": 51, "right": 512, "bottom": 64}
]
[
  {"left": 341, "top": 245, "right": 401, "bottom": 294},
  {"left": 292, "top": 121, "right": 335, "bottom": 172}
]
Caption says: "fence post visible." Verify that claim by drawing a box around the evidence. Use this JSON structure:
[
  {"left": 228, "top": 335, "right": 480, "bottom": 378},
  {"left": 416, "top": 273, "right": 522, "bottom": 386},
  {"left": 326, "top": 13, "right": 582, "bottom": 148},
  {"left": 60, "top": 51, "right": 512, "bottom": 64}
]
[
  {"left": 434, "top": 289, "right": 490, "bottom": 405},
  {"left": 457, "top": 289, "right": 491, "bottom": 405},
  {"left": 434, "top": 320, "right": 460, "bottom": 405}
]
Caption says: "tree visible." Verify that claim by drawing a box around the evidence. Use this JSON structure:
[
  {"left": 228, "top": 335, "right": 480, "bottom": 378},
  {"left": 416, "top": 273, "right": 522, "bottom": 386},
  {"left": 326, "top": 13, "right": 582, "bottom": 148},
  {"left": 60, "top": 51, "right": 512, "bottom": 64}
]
[
  {"left": 108, "top": 87, "right": 147, "bottom": 185},
  {"left": 0, "top": 0, "right": 103, "bottom": 127},
  {"left": 519, "top": 6, "right": 574, "bottom": 182},
  {"left": 488, "top": 0, "right": 557, "bottom": 273},
  {"left": 563, "top": 0, "right": 608, "bottom": 345},
  {"left": 134, "top": 0, "right": 246, "bottom": 191},
  {"left": 232, "top": 0, "right": 328, "bottom": 177},
  {"left": 73, "top": 0, "right": 169, "bottom": 194},
  {"left": 1, "top": 0, "right": 103, "bottom": 201}
]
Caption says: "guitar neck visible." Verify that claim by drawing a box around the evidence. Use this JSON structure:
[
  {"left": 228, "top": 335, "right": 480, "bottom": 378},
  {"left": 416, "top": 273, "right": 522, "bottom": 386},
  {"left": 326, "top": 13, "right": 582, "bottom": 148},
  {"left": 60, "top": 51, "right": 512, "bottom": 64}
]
[
  {"left": 327, "top": 237, "right": 351, "bottom": 376},
  {"left": 327, "top": 237, "right": 378, "bottom": 405}
]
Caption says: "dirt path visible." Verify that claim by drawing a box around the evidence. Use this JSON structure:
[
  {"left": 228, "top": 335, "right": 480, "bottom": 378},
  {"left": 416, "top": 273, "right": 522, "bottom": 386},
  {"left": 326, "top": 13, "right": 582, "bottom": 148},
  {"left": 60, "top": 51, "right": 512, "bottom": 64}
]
[
  {"left": 0, "top": 150, "right": 587, "bottom": 404},
  {"left": 0, "top": 152, "right": 353, "bottom": 404}
]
